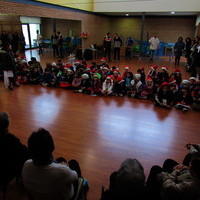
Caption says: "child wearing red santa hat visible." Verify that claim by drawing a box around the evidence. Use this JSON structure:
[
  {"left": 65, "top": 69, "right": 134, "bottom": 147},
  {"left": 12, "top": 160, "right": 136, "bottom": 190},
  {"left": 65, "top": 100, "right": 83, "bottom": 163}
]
[
  {"left": 90, "top": 74, "right": 102, "bottom": 96},
  {"left": 123, "top": 66, "right": 131, "bottom": 79},
  {"left": 128, "top": 73, "right": 143, "bottom": 98},
  {"left": 155, "top": 82, "right": 174, "bottom": 108},
  {"left": 101, "top": 76, "right": 113, "bottom": 96},
  {"left": 140, "top": 77, "right": 154, "bottom": 99},
  {"left": 157, "top": 66, "right": 169, "bottom": 82},
  {"left": 147, "top": 65, "right": 158, "bottom": 81},
  {"left": 174, "top": 87, "right": 193, "bottom": 112}
]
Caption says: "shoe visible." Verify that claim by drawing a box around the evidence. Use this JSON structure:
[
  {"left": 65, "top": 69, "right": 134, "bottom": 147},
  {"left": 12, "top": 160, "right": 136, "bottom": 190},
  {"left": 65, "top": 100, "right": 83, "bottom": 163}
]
[
  {"left": 183, "top": 108, "right": 189, "bottom": 112},
  {"left": 8, "top": 86, "right": 13, "bottom": 90},
  {"left": 91, "top": 94, "right": 97, "bottom": 96}
]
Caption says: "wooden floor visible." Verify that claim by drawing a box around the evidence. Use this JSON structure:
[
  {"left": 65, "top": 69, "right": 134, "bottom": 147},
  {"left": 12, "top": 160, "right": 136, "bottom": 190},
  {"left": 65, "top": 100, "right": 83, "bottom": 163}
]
[{"left": 1, "top": 50, "right": 200, "bottom": 200}]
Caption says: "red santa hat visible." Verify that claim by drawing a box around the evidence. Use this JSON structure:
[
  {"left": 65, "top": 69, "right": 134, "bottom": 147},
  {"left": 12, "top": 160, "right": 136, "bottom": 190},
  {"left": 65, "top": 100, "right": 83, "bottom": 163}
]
[
  {"left": 162, "top": 66, "right": 169, "bottom": 71},
  {"left": 174, "top": 68, "right": 181, "bottom": 73},
  {"left": 87, "top": 64, "right": 91, "bottom": 68},
  {"left": 119, "top": 80, "right": 125, "bottom": 84},
  {"left": 160, "top": 82, "right": 169, "bottom": 88},
  {"left": 64, "top": 64, "right": 71, "bottom": 69},
  {"left": 169, "top": 78, "right": 176, "bottom": 84},
  {"left": 147, "top": 77, "right": 153, "bottom": 82},
  {"left": 75, "top": 60, "right": 80, "bottom": 64},
  {"left": 102, "top": 67, "right": 109, "bottom": 71},
  {"left": 124, "top": 66, "right": 130, "bottom": 70},
  {"left": 151, "top": 65, "right": 158, "bottom": 70},
  {"left": 100, "top": 57, "right": 107, "bottom": 62},
  {"left": 113, "top": 69, "right": 119, "bottom": 74}
]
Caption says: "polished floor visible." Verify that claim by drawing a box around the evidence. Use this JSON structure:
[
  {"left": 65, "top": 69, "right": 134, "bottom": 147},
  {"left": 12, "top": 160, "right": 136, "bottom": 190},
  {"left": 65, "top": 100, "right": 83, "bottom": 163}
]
[{"left": 1, "top": 50, "right": 200, "bottom": 200}]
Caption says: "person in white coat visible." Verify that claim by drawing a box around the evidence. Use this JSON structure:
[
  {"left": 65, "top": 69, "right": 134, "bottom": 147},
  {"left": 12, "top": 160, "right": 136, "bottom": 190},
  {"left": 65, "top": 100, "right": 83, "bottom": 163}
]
[
  {"left": 101, "top": 76, "right": 113, "bottom": 96},
  {"left": 149, "top": 33, "right": 160, "bottom": 61}
]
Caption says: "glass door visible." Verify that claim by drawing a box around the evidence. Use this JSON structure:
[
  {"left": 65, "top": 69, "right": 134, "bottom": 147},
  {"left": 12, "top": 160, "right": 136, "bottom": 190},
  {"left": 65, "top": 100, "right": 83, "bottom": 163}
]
[
  {"left": 22, "top": 24, "right": 41, "bottom": 49},
  {"left": 22, "top": 24, "right": 31, "bottom": 49}
]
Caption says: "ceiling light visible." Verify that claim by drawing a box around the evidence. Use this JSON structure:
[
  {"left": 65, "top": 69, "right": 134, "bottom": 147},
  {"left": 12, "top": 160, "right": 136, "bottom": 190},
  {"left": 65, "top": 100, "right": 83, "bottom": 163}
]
[
  {"left": 171, "top": 11, "right": 175, "bottom": 14},
  {"left": 126, "top": 14, "right": 129, "bottom": 16}
]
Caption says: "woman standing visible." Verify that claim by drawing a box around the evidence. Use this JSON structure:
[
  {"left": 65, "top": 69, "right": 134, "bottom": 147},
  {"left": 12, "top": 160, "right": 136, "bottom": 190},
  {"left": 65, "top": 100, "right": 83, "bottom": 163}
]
[
  {"left": 0, "top": 42, "right": 19, "bottom": 90},
  {"left": 174, "top": 37, "right": 185, "bottom": 66}
]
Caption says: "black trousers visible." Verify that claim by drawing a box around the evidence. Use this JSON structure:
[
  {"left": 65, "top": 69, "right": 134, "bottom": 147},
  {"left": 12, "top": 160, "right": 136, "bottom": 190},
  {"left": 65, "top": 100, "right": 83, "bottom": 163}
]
[
  {"left": 114, "top": 48, "right": 120, "bottom": 60},
  {"left": 104, "top": 47, "right": 111, "bottom": 61},
  {"left": 52, "top": 44, "right": 59, "bottom": 57}
]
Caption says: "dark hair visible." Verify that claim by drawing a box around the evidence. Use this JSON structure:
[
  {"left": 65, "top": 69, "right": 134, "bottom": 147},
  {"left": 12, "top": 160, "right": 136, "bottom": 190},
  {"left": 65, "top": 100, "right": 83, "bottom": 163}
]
[
  {"left": 178, "top": 37, "right": 183, "bottom": 42},
  {"left": 57, "top": 31, "right": 61, "bottom": 34},
  {"left": 28, "top": 128, "right": 55, "bottom": 166},
  {"left": 2, "top": 42, "right": 11, "bottom": 50},
  {"left": 127, "top": 71, "right": 134, "bottom": 80},
  {"left": 185, "top": 37, "right": 192, "bottom": 43},
  {"left": 0, "top": 112, "right": 10, "bottom": 134},
  {"left": 31, "top": 57, "right": 37, "bottom": 61},
  {"left": 190, "top": 152, "right": 200, "bottom": 178},
  {"left": 68, "top": 160, "right": 82, "bottom": 178}
]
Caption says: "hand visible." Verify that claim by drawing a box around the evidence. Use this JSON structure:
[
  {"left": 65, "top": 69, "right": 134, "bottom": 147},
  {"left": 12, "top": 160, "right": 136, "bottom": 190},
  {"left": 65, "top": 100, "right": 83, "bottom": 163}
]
[
  {"left": 173, "top": 164, "right": 188, "bottom": 172},
  {"left": 185, "top": 143, "right": 192, "bottom": 149}
]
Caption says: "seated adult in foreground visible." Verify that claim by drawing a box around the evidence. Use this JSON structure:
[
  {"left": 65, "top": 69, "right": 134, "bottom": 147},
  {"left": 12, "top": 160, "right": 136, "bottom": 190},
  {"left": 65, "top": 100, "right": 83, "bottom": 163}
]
[
  {"left": 146, "top": 153, "right": 200, "bottom": 200},
  {"left": 100, "top": 158, "right": 146, "bottom": 200},
  {"left": 0, "top": 112, "right": 29, "bottom": 185},
  {"left": 22, "top": 128, "right": 78, "bottom": 200}
]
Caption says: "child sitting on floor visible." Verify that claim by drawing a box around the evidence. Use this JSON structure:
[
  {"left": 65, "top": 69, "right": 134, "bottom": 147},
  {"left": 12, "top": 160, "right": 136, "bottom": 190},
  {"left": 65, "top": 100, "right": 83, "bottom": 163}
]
[
  {"left": 175, "top": 88, "right": 193, "bottom": 112},
  {"left": 101, "top": 76, "right": 113, "bottom": 96},
  {"left": 90, "top": 74, "right": 102, "bottom": 96},
  {"left": 128, "top": 74, "right": 143, "bottom": 98},
  {"left": 140, "top": 77, "right": 154, "bottom": 100},
  {"left": 155, "top": 82, "right": 174, "bottom": 109}
]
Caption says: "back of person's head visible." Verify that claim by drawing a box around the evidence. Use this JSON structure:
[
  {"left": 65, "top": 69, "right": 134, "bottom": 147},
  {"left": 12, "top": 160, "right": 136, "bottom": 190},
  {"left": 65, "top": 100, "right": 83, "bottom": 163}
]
[
  {"left": 31, "top": 57, "right": 37, "bottom": 62},
  {"left": 0, "top": 112, "right": 10, "bottom": 134},
  {"left": 68, "top": 160, "right": 82, "bottom": 178},
  {"left": 190, "top": 152, "right": 200, "bottom": 179},
  {"left": 28, "top": 128, "right": 55, "bottom": 166},
  {"left": 116, "top": 158, "right": 145, "bottom": 196}
]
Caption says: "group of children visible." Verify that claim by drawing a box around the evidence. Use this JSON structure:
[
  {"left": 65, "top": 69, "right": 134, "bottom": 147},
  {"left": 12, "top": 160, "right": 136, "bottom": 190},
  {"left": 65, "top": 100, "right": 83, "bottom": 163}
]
[{"left": 13, "top": 56, "right": 200, "bottom": 112}]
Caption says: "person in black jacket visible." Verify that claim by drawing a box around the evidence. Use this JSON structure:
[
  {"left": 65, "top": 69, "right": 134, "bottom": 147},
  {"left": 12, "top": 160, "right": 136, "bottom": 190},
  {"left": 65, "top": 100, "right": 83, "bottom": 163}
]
[
  {"left": 155, "top": 82, "right": 174, "bottom": 109},
  {"left": 103, "top": 33, "right": 112, "bottom": 62},
  {"left": 0, "top": 112, "right": 29, "bottom": 185},
  {"left": 0, "top": 42, "right": 19, "bottom": 90},
  {"left": 113, "top": 33, "right": 122, "bottom": 61}
]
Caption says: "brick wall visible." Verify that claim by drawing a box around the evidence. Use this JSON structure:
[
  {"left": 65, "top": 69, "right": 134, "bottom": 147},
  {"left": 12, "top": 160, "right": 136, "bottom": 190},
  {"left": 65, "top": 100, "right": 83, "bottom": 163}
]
[
  {"left": 0, "top": 14, "right": 21, "bottom": 33},
  {"left": 0, "top": 0, "right": 110, "bottom": 49},
  {"left": 0, "top": 0, "right": 197, "bottom": 48}
]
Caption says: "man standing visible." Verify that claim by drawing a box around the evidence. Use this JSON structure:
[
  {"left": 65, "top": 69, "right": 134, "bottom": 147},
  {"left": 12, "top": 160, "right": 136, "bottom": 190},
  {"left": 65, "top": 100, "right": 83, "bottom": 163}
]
[
  {"left": 36, "top": 30, "right": 43, "bottom": 54},
  {"left": 51, "top": 32, "right": 59, "bottom": 57},
  {"left": 57, "top": 31, "right": 64, "bottom": 58},
  {"left": 103, "top": 32, "right": 112, "bottom": 62},
  {"left": 113, "top": 33, "right": 123, "bottom": 61},
  {"left": 149, "top": 33, "right": 160, "bottom": 61}
]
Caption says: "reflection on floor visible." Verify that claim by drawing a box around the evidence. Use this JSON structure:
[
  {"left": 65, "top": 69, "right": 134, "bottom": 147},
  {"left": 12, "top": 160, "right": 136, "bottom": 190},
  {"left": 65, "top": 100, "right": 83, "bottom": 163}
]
[{"left": 1, "top": 50, "right": 198, "bottom": 200}]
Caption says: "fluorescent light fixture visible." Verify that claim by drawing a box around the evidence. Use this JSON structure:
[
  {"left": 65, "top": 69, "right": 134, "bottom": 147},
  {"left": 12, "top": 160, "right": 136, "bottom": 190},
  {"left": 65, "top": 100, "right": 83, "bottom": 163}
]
[
  {"left": 171, "top": 11, "right": 175, "bottom": 14},
  {"left": 126, "top": 14, "right": 129, "bottom": 16}
]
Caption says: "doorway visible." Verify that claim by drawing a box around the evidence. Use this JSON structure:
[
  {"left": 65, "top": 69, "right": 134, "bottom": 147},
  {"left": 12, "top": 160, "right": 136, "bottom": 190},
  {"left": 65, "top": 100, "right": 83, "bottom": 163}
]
[{"left": 22, "top": 23, "right": 41, "bottom": 49}]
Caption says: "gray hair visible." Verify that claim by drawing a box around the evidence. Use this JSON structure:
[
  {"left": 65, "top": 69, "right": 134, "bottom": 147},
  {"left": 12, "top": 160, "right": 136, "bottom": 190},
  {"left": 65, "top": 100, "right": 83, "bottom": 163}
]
[
  {"left": 0, "top": 112, "right": 10, "bottom": 133},
  {"left": 116, "top": 158, "right": 145, "bottom": 195}
]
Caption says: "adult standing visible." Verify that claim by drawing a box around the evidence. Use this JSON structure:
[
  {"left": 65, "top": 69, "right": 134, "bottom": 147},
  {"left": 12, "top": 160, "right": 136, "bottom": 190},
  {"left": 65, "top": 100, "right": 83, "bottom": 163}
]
[
  {"left": 149, "top": 33, "right": 160, "bottom": 61},
  {"left": 0, "top": 42, "right": 19, "bottom": 90},
  {"left": 51, "top": 32, "right": 59, "bottom": 57},
  {"left": 103, "top": 32, "right": 112, "bottom": 62},
  {"left": 11, "top": 32, "right": 19, "bottom": 55},
  {"left": 185, "top": 37, "right": 192, "bottom": 68},
  {"left": 57, "top": 31, "right": 64, "bottom": 58},
  {"left": 113, "top": 33, "right": 122, "bottom": 61},
  {"left": 36, "top": 30, "right": 43, "bottom": 54},
  {"left": 174, "top": 37, "right": 185, "bottom": 66}
]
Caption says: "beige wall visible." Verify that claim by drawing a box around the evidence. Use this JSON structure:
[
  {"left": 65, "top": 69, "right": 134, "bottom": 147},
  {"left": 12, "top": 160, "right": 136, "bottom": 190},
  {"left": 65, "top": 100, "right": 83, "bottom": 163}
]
[
  {"left": 41, "top": 18, "right": 81, "bottom": 39},
  {"left": 146, "top": 17, "right": 196, "bottom": 43},
  {"left": 109, "top": 16, "right": 196, "bottom": 44}
]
